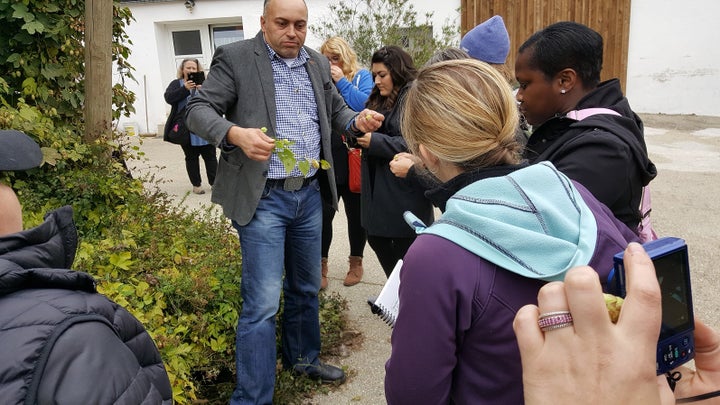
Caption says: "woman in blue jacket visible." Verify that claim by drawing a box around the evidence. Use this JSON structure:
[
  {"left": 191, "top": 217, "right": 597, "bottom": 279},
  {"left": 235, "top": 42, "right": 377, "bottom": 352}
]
[{"left": 319, "top": 37, "right": 373, "bottom": 287}]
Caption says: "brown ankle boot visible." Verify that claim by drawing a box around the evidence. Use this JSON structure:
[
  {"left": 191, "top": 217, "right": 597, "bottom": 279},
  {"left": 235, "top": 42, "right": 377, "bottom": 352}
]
[
  {"left": 320, "top": 257, "right": 329, "bottom": 290},
  {"left": 343, "top": 256, "right": 363, "bottom": 286}
]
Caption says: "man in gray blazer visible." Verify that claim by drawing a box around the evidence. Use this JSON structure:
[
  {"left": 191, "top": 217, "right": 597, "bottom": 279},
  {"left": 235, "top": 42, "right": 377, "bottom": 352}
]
[{"left": 185, "top": 0, "right": 383, "bottom": 403}]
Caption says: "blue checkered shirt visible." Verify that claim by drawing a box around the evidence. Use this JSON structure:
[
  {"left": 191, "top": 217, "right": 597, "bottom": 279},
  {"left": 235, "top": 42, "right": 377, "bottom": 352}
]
[{"left": 265, "top": 44, "right": 320, "bottom": 179}]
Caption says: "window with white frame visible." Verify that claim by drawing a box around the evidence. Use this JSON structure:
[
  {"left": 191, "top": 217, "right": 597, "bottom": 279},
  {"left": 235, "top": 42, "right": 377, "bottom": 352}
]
[
  {"left": 172, "top": 30, "right": 203, "bottom": 56},
  {"left": 211, "top": 24, "right": 244, "bottom": 50},
  {"left": 169, "top": 20, "right": 243, "bottom": 74}
]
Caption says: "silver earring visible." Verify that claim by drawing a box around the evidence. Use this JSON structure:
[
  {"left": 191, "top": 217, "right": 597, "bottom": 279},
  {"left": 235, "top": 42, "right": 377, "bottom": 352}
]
[{"left": 560, "top": 89, "right": 566, "bottom": 94}]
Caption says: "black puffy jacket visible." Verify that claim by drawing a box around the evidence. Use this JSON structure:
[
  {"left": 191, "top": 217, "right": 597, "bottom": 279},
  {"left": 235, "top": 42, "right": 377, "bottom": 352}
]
[{"left": 0, "top": 206, "right": 173, "bottom": 404}]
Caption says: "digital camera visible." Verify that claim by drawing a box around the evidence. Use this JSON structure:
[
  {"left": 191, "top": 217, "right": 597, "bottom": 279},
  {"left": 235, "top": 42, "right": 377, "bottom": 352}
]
[{"left": 608, "top": 237, "right": 695, "bottom": 375}]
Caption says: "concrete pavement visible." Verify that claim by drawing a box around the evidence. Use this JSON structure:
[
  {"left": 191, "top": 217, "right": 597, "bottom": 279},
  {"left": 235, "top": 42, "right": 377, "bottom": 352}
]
[{"left": 128, "top": 113, "right": 720, "bottom": 404}]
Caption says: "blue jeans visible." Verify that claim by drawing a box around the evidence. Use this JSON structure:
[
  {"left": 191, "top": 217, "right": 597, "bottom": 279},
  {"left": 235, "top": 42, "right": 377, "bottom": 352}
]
[{"left": 230, "top": 179, "right": 323, "bottom": 405}]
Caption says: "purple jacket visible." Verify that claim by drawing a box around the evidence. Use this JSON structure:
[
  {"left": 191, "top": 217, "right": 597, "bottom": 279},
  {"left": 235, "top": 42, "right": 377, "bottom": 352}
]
[{"left": 385, "top": 166, "right": 638, "bottom": 404}]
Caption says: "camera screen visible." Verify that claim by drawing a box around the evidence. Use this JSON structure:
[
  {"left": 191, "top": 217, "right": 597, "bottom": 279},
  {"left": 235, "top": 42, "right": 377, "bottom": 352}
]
[{"left": 655, "top": 250, "right": 692, "bottom": 340}]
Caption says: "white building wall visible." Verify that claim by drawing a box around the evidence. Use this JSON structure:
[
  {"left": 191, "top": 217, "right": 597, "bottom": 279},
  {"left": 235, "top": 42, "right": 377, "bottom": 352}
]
[
  {"left": 120, "top": 1, "right": 260, "bottom": 134},
  {"left": 626, "top": 0, "right": 720, "bottom": 116},
  {"left": 119, "top": 0, "right": 720, "bottom": 134}
]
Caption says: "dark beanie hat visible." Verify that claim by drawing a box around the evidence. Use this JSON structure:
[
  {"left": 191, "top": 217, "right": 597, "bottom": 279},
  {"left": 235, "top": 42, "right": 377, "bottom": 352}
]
[
  {"left": 0, "top": 130, "right": 42, "bottom": 171},
  {"left": 459, "top": 15, "right": 511, "bottom": 64}
]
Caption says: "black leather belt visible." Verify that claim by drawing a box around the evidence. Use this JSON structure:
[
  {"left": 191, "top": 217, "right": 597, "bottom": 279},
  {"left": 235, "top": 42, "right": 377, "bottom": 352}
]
[{"left": 266, "top": 175, "right": 317, "bottom": 191}]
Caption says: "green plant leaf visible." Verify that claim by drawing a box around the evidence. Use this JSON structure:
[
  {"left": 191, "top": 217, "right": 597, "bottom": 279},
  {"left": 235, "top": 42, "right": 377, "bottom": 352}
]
[
  {"left": 22, "top": 20, "right": 44, "bottom": 34},
  {"left": 11, "top": 3, "right": 30, "bottom": 20},
  {"left": 109, "top": 251, "right": 133, "bottom": 270},
  {"left": 21, "top": 77, "right": 37, "bottom": 95},
  {"left": 40, "top": 146, "right": 61, "bottom": 166},
  {"left": 276, "top": 147, "right": 296, "bottom": 174},
  {"left": 297, "top": 159, "right": 310, "bottom": 176},
  {"left": 41, "top": 63, "right": 64, "bottom": 79}
]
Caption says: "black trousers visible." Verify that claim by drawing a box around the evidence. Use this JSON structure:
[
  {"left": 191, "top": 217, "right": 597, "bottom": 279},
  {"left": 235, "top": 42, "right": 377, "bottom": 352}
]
[
  {"left": 180, "top": 144, "right": 217, "bottom": 187},
  {"left": 367, "top": 235, "right": 416, "bottom": 278},
  {"left": 322, "top": 181, "right": 367, "bottom": 258}
]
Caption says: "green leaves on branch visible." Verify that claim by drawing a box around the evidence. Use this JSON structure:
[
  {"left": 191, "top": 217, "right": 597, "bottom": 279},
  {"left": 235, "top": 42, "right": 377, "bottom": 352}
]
[
  {"left": 260, "top": 127, "right": 331, "bottom": 176},
  {"left": 0, "top": 1, "right": 136, "bottom": 127},
  {"left": 313, "top": 0, "right": 459, "bottom": 67}
]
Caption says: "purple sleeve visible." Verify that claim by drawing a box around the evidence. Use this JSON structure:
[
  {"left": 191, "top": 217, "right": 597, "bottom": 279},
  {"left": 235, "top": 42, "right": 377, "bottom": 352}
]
[{"left": 384, "top": 235, "right": 476, "bottom": 404}]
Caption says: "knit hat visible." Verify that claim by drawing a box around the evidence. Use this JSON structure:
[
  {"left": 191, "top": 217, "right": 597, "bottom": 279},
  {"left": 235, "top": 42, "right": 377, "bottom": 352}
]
[
  {"left": 459, "top": 15, "right": 510, "bottom": 64},
  {"left": 0, "top": 130, "right": 42, "bottom": 171}
]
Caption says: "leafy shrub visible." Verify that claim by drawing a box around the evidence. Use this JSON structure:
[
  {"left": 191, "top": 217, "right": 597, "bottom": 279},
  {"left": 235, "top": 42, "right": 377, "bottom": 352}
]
[
  {"left": 0, "top": 1, "right": 136, "bottom": 127},
  {"left": 75, "top": 187, "right": 244, "bottom": 403},
  {"left": 10, "top": 134, "right": 350, "bottom": 403}
]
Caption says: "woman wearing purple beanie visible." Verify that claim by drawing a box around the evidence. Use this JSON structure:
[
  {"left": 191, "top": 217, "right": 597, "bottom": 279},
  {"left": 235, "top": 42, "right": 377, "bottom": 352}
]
[{"left": 459, "top": 15, "right": 515, "bottom": 83}]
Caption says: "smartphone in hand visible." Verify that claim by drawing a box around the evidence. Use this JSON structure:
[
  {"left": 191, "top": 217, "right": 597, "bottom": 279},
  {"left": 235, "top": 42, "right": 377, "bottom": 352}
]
[{"left": 187, "top": 71, "right": 205, "bottom": 85}]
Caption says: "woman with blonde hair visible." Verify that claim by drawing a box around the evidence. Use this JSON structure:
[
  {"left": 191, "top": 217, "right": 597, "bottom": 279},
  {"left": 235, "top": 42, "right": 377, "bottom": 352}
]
[
  {"left": 163, "top": 58, "right": 217, "bottom": 195},
  {"left": 320, "top": 37, "right": 373, "bottom": 111},
  {"left": 318, "top": 37, "right": 373, "bottom": 288},
  {"left": 384, "top": 58, "right": 639, "bottom": 404},
  {"left": 389, "top": 39, "right": 528, "bottom": 184}
]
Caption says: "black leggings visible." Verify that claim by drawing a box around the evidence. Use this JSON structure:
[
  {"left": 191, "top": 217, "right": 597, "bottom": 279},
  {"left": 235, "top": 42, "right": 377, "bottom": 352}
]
[
  {"left": 322, "top": 182, "right": 366, "bottom": 258},
  {"left": 180, "top": 144, "right": 217, "bottom": 187},
  {"left": 367, "top": 235, "right": 416, "bottom": 278}
]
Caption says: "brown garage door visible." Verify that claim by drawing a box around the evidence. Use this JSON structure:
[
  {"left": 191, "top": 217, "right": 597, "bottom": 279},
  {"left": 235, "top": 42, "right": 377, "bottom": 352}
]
[{"left": 462, "top": 0, "right": 631, "bottom": 90}]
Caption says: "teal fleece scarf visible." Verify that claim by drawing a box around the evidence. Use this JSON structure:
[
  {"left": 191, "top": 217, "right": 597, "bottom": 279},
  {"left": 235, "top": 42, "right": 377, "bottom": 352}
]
[{"left": 407, "top": 162, "right": 598, "bottom": 281}]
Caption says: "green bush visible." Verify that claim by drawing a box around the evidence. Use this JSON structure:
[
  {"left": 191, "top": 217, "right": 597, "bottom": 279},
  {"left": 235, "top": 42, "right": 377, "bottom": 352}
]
[
  {"left": 74, "top": 187, "right": 244, "bottom": 402},
  {"left": 7, "top": 129, "right": 350, "bottom": 403}
]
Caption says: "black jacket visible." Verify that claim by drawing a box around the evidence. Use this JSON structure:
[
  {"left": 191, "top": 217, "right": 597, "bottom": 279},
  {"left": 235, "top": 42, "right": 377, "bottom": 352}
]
[
  {"left": 0, "top": 206, "right": 172, "bottom": 404},
  {"left": 360, "top": 84, "right": 435, "bottom": 237},
  {"left": 163, "top": 78, "right": 192, "bottom": 141},
  {"left": 523, "top": 79, "right": 657, "bottom": 229}
]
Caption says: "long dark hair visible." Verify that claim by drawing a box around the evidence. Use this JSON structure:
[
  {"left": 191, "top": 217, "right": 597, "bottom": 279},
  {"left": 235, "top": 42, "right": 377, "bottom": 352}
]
[
  {"left": 366, "top": 46, "right": 417, "bottom": 112},
  {"left": 518, "top": 21, "right": 603, "bottom": 89}
]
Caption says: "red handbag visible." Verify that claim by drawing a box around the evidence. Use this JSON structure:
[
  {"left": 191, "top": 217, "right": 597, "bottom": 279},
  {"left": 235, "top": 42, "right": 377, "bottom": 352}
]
[{"left": 348, "top": 147, "right": 362, "bottom": 193}]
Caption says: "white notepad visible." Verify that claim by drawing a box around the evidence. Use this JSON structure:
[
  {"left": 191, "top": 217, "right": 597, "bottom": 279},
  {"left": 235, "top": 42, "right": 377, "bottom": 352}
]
[{"left": 367, "top": 259, "right": 403, "bottom": 327}]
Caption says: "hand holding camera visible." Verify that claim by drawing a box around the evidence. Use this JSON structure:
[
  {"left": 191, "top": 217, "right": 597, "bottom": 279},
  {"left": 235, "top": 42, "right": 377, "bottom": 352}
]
[
  {"left": 515, "top": 240, "right": 720, "bottom": 405},
  {"left": 514, "top": 242, "right": 663, "bottom": 404},
  {"left": 610, "top": 237, "right": 695, "bottom": 375}
]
